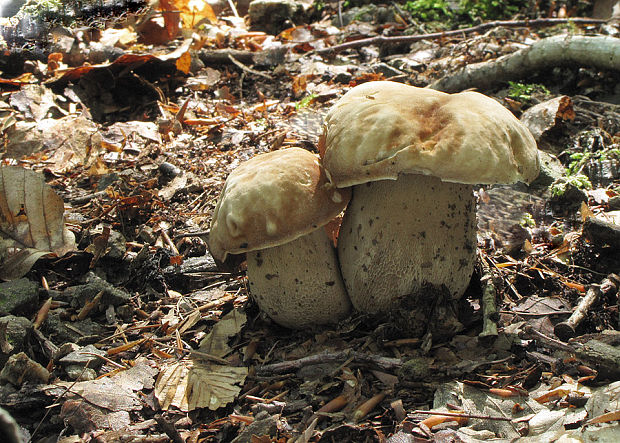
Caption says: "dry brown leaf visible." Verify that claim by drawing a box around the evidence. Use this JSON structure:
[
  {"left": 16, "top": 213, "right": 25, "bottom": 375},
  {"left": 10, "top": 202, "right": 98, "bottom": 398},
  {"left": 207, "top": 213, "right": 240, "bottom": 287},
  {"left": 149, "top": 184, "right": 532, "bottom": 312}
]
[
  {"left": 0, "top": 167, "right": 75, "bottom": 280},
  {"left": 535, "top": 387, "right": 586, "bottom": 404},
  {"left": 198, "top": 309, "right": 246, "bottom": 358},
  {"left": 156, "top": 309, "right": 248, "bottom": 411},
  {"left": 186, "top": 362, "right": 247, "bottom": 411},
  {"left": 160, "top": 0, "right": 181, "bottom": 39},
  {"left": 586, "top": 410, "right": 620, "bottom": 424},
  {"left": 176, "top": 51, "right": 192, "bottom": 74},
  {"left": 155, "top": 359, "right": 248, "bottom": 411},
  {"left": 50, "top": 359, "right": 157, "bottom": 412},
  {"left": 177, "top": 0, "right": 217, "bottom": 28}
]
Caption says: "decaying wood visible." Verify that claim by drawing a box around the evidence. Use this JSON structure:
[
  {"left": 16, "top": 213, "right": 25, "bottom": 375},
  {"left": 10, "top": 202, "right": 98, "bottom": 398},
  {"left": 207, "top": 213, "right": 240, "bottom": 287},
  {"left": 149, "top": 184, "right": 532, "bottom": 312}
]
[
  {"left": 257, "top": 350, "right": 402, "bottom": 375},
  {"left": 313, "top": 18, "right": 605, "bottom": 56},
  {"left": 479, "top": 258, "right": 499, "bottom": 343},
  {"left": 555, "top": 274, "right": 620, "bottom": 341},
  {"left": 198, "top": 47, "right": 287, "bottom": 68},
  {"left": 523, "top": 325, "right": 620, "bottom": 378},
  {"left": 431, "top": 35, "right": 620, "bottom": 92}
]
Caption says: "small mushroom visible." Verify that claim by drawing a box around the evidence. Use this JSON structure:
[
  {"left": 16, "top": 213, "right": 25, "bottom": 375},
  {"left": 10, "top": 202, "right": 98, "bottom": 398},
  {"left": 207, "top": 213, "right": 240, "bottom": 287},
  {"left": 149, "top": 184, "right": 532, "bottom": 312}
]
[
  {"left": 208, "top": 148, "right": 352, "bottom": 329},
  {"left": 321, "top": 81, "right": 539, "bottom": 316}
]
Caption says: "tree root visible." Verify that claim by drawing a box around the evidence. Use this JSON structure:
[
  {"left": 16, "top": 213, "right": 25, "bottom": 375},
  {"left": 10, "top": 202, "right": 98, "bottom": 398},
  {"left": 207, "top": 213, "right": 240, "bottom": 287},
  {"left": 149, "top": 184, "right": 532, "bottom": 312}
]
[
  {"left": 313, "top": 18, "right": 605, "bottom": 56},
  {"left": 431, "top": 34, "right": 620, "bottom": 92}
]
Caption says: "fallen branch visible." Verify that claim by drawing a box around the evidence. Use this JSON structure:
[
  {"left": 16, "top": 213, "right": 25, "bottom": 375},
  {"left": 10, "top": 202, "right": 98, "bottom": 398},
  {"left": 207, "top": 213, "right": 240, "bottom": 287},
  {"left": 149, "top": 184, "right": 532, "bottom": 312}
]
[
  {"left": 431, "top": 34, "right": 620, "bottom": 92},
  {"left": 412, "top": 409, "right": 514, "bottom": 422},
  {"left": 314, "top": 17, "right": 605, "bottom": 56},
  {"left": 479, "top": 257, "right": 499, "bottom": 343},
  {"left": 257, "top": 350, "right": 402, "bottom": 375},
  {"left": 522, "top": 325, "right": 620, "bottom": 378},
  {"left": 554, "top": 274, "right": 620, "bottom": 341}
]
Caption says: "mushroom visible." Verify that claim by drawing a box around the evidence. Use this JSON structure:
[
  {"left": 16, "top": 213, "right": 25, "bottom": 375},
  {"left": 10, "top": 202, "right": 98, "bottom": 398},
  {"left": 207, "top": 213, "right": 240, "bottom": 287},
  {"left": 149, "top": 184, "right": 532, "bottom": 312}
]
[
  {"left": 321, "top": 81, "right": 539, "bottom": 318},
  {"left": 208, "top": 148, "right": 352, "bottom": 329}
]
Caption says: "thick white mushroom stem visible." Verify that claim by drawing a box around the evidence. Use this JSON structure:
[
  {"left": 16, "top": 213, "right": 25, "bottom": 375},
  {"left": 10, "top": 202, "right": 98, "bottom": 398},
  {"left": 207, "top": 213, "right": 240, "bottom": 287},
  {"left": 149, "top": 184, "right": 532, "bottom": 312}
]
[
  {"left": 337, "top": 174, "right": 477, "bottom": 314},
  {"left": 246, "top": 228, "right": 351, "bottom": 329}
]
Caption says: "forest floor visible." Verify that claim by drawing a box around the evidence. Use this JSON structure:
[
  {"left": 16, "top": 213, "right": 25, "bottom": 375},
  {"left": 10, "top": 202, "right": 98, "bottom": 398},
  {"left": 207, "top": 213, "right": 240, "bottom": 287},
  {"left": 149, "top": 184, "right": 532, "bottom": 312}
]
[{"left": 0, "top": 1, "right": 619, "bottom": 442}]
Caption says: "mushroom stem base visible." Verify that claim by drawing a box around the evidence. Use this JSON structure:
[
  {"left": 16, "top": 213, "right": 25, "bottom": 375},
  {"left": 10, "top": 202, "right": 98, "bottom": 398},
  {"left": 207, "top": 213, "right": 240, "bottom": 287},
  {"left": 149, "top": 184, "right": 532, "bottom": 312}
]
[
  {"left": 338, "top": 174, "right": 477, "bottom": 316},
  {"left": 246, "top": 228, "right": 351, "bottom": 329}
]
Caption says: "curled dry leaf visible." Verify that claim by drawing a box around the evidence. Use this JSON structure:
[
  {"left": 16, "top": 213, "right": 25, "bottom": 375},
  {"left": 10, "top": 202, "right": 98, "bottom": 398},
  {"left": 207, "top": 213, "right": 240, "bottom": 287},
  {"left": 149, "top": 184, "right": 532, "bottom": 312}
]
[
  {"left": 0, "top": 167, "right": 75, "bottom": 280},
  {"left": 155, "top": 359, "right": 248, "bottom": 411},
  {"left": 155, "top": 309, "right": 248, "bottom": 411}
]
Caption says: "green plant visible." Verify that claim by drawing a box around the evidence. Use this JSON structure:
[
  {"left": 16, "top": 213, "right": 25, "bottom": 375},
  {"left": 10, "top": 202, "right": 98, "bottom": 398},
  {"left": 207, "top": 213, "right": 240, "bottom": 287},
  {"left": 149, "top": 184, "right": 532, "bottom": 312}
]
[
  {"left": 17, "top": 0, "right": 63, "bottom": 17},
  {"left": 458, "top": 0, "right": 524, "bottom": 21},
  {"left": 295, "top": 94, "right": 318, "bottom": 110},
  {"left": 313, "top": 0, "right": 325, "bottom": 12},
  {"left": 403, "top": 0, "right": 453, "bottom": 22},
  {"left": 520, "top": 212, "right": 535, "bottom": 228},
  {"left": 507, "top": 81, "right": 550, "bottom": 103},
  {"left": 550, "top": 174, "right": 592, "bottom": 198},
  {"left": 566, "top": 147, "right": 620, "bottom": 176}
]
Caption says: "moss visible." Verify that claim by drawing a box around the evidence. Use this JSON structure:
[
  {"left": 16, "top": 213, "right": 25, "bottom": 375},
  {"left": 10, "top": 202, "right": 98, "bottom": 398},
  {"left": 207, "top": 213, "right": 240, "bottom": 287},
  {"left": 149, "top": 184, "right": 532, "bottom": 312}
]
[{"left": 398, "top": 357, "right": 433, "bottom": 381}]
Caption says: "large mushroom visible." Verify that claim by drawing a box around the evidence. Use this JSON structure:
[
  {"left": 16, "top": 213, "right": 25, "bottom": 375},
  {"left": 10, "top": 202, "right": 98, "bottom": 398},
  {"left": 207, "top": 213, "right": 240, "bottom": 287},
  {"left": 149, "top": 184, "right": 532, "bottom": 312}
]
[
  {"left": 320, "top": 81, "right": 539, "bottom": 324},
  {"left": 208, "top": 148, "right": 352, "bottom": 329}
]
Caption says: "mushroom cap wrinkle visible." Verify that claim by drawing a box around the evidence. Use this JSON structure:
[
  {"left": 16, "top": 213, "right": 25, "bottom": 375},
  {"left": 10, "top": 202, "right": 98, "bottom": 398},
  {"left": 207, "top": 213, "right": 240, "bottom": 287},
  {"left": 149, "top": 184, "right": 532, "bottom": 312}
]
[
  {"left": 323, "top": 81, "right": 540, "bottom": 187},
  {"left": 208, "top": 147, "right": 351, "bottom": 262}
]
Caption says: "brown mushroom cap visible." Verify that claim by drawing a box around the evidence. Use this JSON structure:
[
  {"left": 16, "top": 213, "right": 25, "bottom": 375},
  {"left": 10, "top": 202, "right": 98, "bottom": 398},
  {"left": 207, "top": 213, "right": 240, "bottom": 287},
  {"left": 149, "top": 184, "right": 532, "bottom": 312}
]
[
  {"left": 323, "top": 81, "right": 539, "bottom": 187},
  {"left": 208, "top": 148, "right": 351, "bottom": 262}
]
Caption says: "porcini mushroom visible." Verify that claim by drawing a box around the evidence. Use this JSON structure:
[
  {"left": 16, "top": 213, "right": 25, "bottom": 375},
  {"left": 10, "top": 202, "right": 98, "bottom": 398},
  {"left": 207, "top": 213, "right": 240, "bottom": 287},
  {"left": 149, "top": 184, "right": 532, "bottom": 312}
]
[
  {"left": 321, "top": 81, "right": 539, "bottom": 318},
  {"left": 208, "top": 148, "right": 352, "bottom": 329}
]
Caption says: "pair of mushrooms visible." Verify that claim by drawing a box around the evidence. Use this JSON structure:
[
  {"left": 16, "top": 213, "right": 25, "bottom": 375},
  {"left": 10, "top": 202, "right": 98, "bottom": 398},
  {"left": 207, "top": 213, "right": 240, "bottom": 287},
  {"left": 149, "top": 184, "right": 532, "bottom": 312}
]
[{"left": 208, "top": 81, "right": 540, "bottom": 329}]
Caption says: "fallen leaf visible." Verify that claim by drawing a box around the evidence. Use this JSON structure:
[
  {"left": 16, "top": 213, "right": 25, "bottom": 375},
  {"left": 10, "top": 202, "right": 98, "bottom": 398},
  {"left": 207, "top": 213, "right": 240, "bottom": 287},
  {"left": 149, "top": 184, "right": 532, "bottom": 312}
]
[
  {"left": 186, "top": 361, "right": 248, "bottom": 410},
  {"left": 198, "top": 309, "right": 246, "bottom": 358},
  {"left": 0, "top": 167, "right": 75, "bottom": 280}
]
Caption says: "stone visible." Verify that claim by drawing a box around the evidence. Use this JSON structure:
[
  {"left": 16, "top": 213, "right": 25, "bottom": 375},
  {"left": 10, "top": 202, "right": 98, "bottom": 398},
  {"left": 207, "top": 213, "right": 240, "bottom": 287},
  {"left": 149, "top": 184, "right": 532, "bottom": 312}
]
[
  {"left": 66, "top": 272, "right": 130, "bottom": 308},
  {"left": 0, "top": 352, "right": 49, "bottom": 386},
  {"left": 58, "top": 344, "right": 105, "bottom": 369},
  {"left": 248, "top": 0, "right": 306, "bottom": 35},
  {"left": 0, "top": 0, "right": 25, "bottom": 17},
  {"left": 0, "top": 315, "right": 32, "bottom": 367},
  {"left": 231, "top": 411, "right": 278, "bottom": 443},
  {"left": 0, "top": 279, "right": 39, "bottom": 316},
  {"left": 65, "top": 365, "right": 97, "bottom": 381},
  {"left": 371, "top": 62, "right": 404, "bottom": 78}
]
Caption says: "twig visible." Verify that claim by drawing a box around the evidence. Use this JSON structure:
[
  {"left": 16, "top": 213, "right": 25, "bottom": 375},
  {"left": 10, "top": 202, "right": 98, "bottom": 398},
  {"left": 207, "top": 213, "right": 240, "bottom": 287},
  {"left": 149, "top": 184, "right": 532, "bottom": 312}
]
[
  {"left": 159, "top": 225, "right": 179, "bottom": 256},
  {"left": 500, "top": 310, "right": 574, "bottom": 316},
  {"left": 554, "top": 274, "right": 620, "bottom": 341},
  {"left": 155, "top": 415, "right": 185, "bottom": 443},
  {"left": 79, "top": 351, "right": 127, "bottom": 369},
  {"left": 257, "top": 350, "right": 401, "bottom": 375},
  {"left": 313, "top": 18, "right": 605, "bottom": 55},
  {"left": 228, "top": 54, "right": 273, "bottom": 79},
  {"left": 188, "top": 349, "right": 231, "bottom": 365},
  {"left": 412, "top": 410, "right": 513, "bottom": 422},
  {"left": 522, "top": 325, "right": 576, "bottom": 353},
  {"left": 226, "top": 0, "right": 239, "bottom": 18},
  {"left": 32, "top": 328, "right": 59, "bottom": 360},
  {"left": 70, "top": 190, "right": 109, "bottom": 205},
  {"left": 251, "top": 399, "right": 307, "bottom": 414}
]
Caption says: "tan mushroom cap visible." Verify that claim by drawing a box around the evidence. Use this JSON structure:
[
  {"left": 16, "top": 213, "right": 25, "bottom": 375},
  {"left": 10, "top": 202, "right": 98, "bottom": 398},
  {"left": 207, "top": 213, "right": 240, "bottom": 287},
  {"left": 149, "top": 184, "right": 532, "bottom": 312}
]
[
  {"left": 322, "top": 81, "right": 539, "bottom": 187},
  {"left": 208, "top": 148, "right": 351, "bottom": 262}
]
